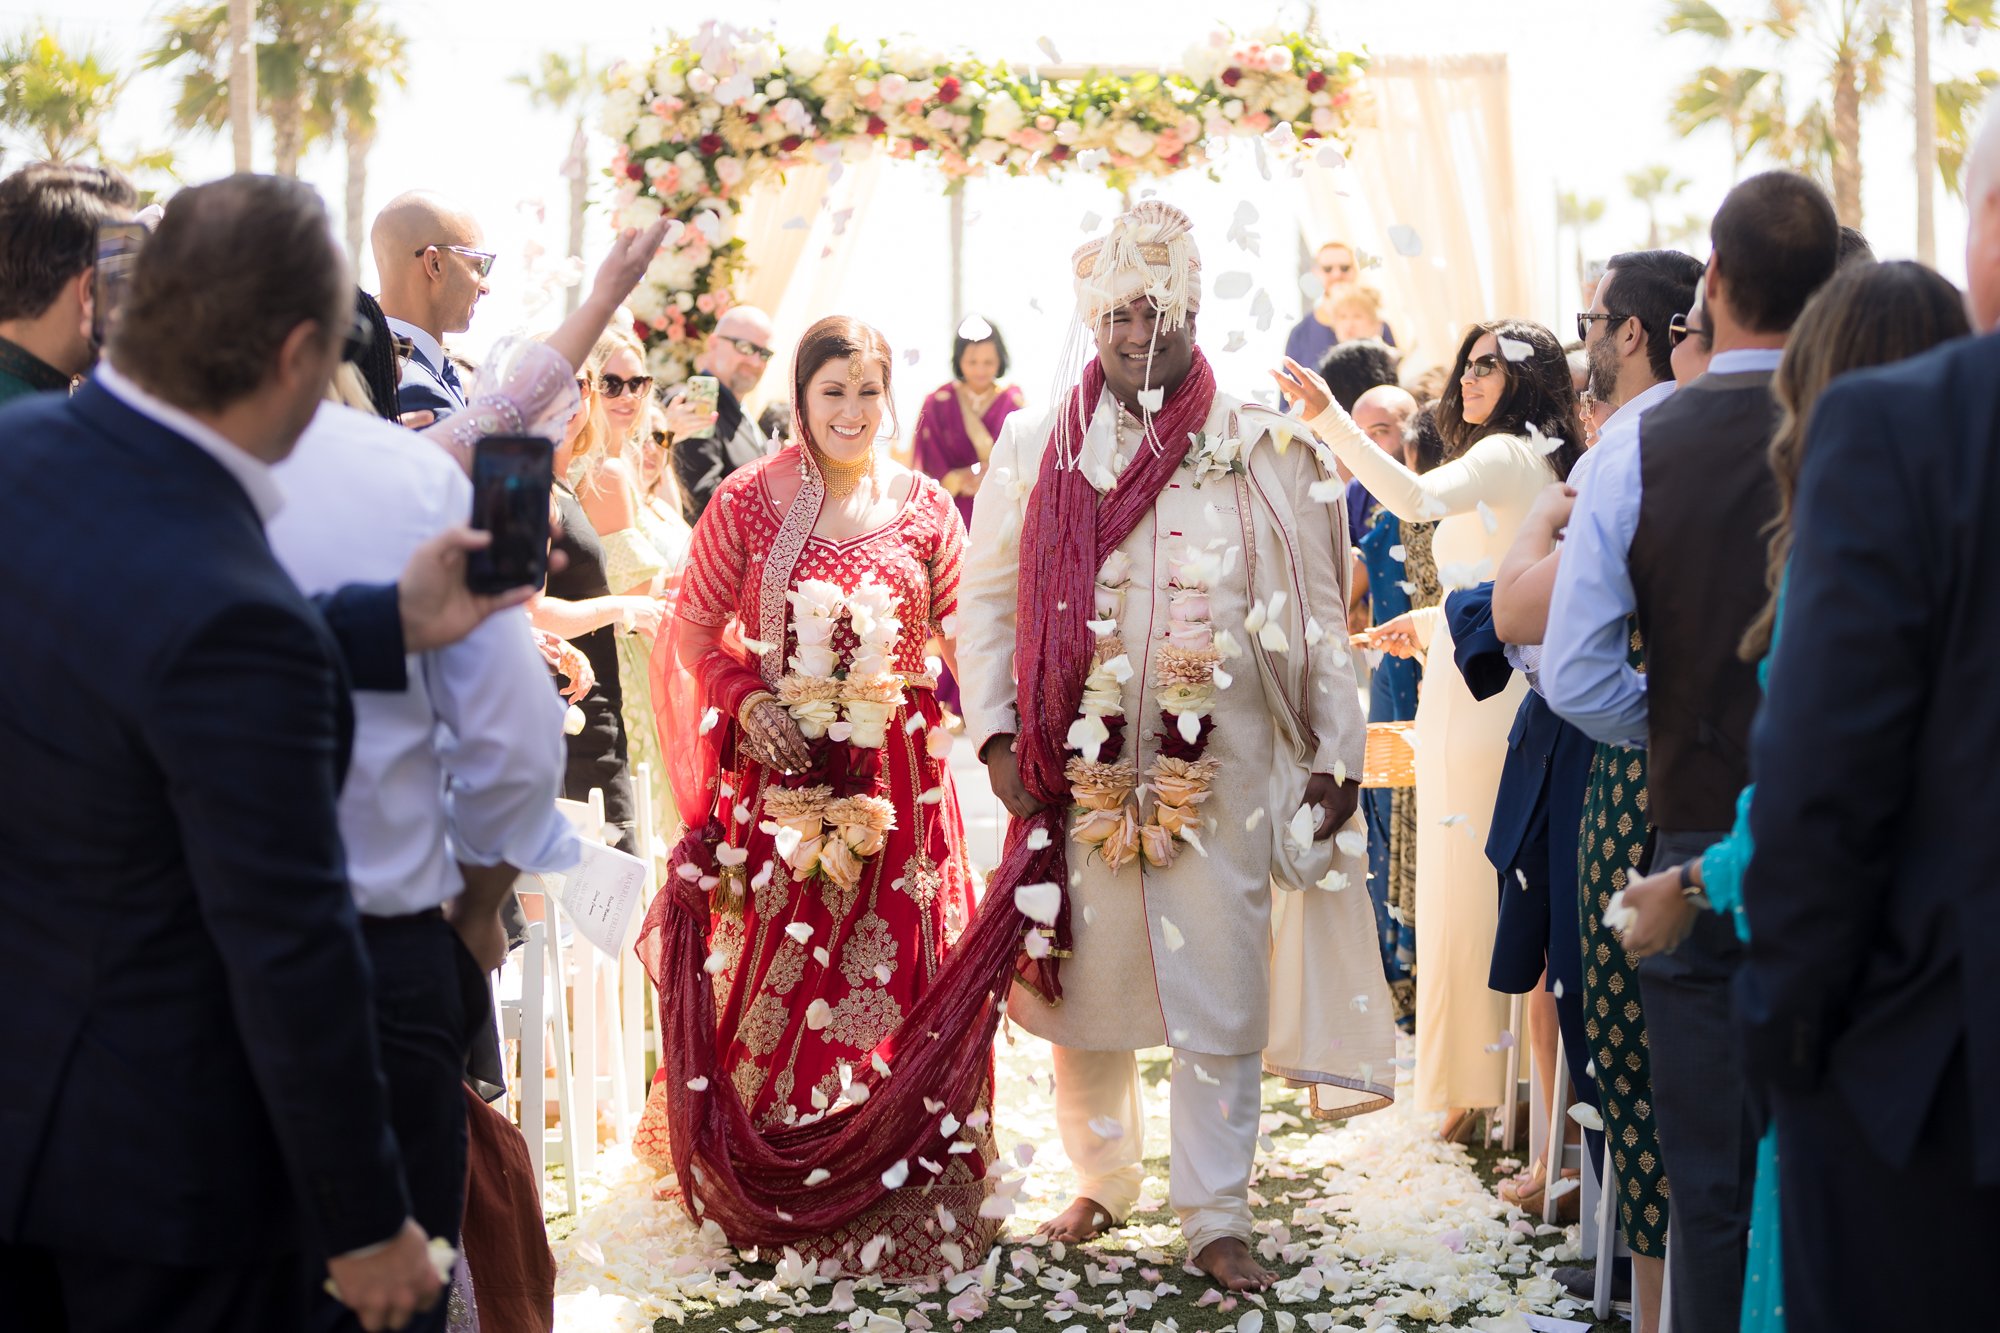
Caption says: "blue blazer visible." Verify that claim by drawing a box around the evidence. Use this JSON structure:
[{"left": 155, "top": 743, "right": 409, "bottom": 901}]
[
  {"left": 0, "top": 382, "right": 411, "bottom": 1265},
  {"left": 1448, "top": 586, "right": 1595, "bottom": 996}
]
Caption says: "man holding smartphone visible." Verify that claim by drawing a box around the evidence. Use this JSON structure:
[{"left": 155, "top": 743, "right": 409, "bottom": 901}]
[
  {"left": 0, "top": 162, "right": 138, "bottom": 404},
  {"left": 0, "top": 176, "right": 529, "bottom": 1333},
  {"left": 663, "top": 303, "right": 777, "bottom": 520}
]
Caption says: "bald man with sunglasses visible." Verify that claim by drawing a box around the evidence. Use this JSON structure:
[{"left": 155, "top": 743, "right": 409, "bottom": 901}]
[
  {"left": 371, "top": 192, "right": 495, "bottom": 421},
  {"left": 663, "top": 304, "right": 777, "bottom": 521}
]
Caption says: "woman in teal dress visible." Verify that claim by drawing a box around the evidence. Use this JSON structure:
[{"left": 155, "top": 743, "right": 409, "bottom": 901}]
[{"left": 1615, "top": 258, "right": 1970, "bottom": 1332}]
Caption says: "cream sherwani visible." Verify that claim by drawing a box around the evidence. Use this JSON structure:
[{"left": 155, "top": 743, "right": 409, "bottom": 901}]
[{"left": 958, "top": 386, "right": 1380, "bottom": 1248}]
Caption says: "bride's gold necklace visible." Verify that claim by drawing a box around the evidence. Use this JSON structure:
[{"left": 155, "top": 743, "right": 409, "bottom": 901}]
[{"left": 811, "top": 440, "right": 875, "bottom": 500}]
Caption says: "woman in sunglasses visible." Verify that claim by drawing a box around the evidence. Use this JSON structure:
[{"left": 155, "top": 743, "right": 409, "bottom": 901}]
[
  {"left": 1276, "top": 321, "right": 1583, "bottom": 1144},
  {"left": 571, "top": 326, "right": 690, "bottom": 866}
]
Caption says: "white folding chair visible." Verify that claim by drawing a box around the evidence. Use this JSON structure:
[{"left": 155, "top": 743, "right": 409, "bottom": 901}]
[
  {"left": 1593, "top": 1133, "right": 1619, "bottom": 1320},
  {"left": 495, "top": 909, "right": 579, "bottom": 1215},
  {"left": 1501, "top": 992, "right": 1525, "bottom": 1151},
  {"left": 1542, "top": 1033, "right": 1573, "bottom": 1226}
]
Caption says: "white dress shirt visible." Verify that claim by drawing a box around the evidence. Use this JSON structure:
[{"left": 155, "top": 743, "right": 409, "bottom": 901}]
[
  {"left": 94, "top": 361, "right": 285, "bottom": 521},
  {"left": 268, "top": 402, "right": 579, "bottom": 916},
  {"left": 1543, "top": 351, "right": 1782, "bottom": 746}
]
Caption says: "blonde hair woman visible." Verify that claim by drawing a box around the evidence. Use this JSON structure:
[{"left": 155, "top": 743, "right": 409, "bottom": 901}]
[{"left": 574, "top": 326, "right": 692, "bottom": 861}]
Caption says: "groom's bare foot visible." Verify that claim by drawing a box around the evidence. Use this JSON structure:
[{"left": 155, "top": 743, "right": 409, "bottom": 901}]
[
  {"left": 1036, "top": 1196, "right": 1115, "bottom": 1244},
  {"left": 1192, "top": 1237, "right": 1275, "bottom": 1291}
]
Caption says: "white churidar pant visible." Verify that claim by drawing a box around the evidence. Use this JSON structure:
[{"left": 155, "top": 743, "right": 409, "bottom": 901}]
[{"left": 1050, "top": 1045, "right": 1263, "bottom": 1255}]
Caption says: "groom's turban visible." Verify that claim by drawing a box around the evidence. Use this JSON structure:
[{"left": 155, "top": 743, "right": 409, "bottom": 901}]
[{"left": 1072, "top": 200, "right": 1203, "bottom": 330}]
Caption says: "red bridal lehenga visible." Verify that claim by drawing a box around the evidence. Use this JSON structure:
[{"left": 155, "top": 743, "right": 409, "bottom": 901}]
[{"left": 633, "top": 446, "right": 999, "bottom": 1275}]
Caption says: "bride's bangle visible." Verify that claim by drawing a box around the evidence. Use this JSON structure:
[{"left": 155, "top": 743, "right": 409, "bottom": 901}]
[{"left": 737, "top": 692, "right": 778, "bottom": 731}]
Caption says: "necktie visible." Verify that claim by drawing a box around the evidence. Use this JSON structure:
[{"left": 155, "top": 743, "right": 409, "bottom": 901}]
[{"left": 439, "top": 356, "right": 465, "bottom": 403}]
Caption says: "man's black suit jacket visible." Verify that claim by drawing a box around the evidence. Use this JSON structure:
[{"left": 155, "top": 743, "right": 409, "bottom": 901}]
[
  {"left": 1743, "top": 330, "right": 2000, "bottom": 1181},
  {"left": 0, "top": 381, "right": 411, "bottom": 1264}
]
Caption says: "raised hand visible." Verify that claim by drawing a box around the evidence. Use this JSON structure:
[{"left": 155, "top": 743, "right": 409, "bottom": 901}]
[{"left": 589, "top": 218, "right": 674, "bottom": 312}]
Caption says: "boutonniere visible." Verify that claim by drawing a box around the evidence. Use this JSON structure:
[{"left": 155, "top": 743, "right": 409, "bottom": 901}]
[{"left": 1185, "top": 430, "right": 1247, "bottom": 488}]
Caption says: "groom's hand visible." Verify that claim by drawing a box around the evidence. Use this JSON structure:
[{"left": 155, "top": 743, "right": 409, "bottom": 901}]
[
  {"left": 325, "top": 1219, "right": 443, "bottom": 1331},
  {"left": 981, "top": 735, "right": 1046, "bottom": 819},
  {"left": 1303, "top": 773, "right": 1360, "bottom": 840}
]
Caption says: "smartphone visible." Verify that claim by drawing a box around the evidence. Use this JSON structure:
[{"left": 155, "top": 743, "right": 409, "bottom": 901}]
[
  {"left": 682, "top": 374, "right": 720, "bottom": 440},
  {"left": 466, "top": 434, "right": 555, "bottom": 595},
  {"left": 92, "top": 222, "right": 149, "bottom": 348}
]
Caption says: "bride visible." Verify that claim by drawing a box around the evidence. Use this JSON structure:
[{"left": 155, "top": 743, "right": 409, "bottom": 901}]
[{"left": 634, "top": 315, "right": 999, "bottom": 1276}]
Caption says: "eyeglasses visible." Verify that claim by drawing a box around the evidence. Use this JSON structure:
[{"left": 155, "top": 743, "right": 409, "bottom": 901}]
[
  {"left": 1668, "top": 311, "right": 1707, "bottom": 347},
  {"left": 1465, "top": 353, "right": 1504, "bottom": 381},
  {"left": 1576, "top": 311, "right": 1638, "bottom": 341},
  {"left": 415, "top": 244, "right": 497, "bottom": 278},
  {"left": 725, "top": 336, "right": 775, "bottom": 363},
  {"left": 597, "top": 372, "right": 655, "bottom": 399}
]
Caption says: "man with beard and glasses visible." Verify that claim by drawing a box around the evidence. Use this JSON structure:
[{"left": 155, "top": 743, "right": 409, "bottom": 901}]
[{"left": 957, "top": 201, "right": 1384, "bottom": 1291}]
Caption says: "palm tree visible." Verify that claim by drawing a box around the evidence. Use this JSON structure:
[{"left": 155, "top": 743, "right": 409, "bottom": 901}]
[
  {"left": 1666, "top": 0, "right": 1996, "bottom": 230},
  {"left": 1557, "top": 190, "right": 1607, "bottom": 295},
  {"left": 147, "top": 0, "right": 377, "bottom": 178},
  {"left": 1626, "top": 164, "right": 1691, "bottom": 247},
  {"left": 304, "top": 6, "right": 407, "bottom": 264},
  {"left": 228, "top": 0, "right": 253, "bottom": 169},
  {"left": 1667, "top": 63, "right": 1781, "bottom": 178},
  {"left": 0, "top": 28, "right": 123, "bottom": 163},
  {"left": 1915, "top": 0, "right": 1998, "bottom": 260},
  {"left": 512, "top": 50, "right": 599, "bottom": 315}
]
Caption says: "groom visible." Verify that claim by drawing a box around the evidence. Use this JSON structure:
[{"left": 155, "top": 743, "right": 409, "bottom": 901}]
[{"left": 958, "top": 202, "right": 1370, "bottom": 1289}]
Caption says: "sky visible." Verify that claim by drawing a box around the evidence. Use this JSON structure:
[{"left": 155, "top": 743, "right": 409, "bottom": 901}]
[{"left": 12, "top": 0, "right": 1990, "bottom": 421}]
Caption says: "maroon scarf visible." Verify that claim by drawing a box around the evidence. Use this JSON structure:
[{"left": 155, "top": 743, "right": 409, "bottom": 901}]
[{"left": 635, "top": 351, "right": 1217, "bottom": 1248}]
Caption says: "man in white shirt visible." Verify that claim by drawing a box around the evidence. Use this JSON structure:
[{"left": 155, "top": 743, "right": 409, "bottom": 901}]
[
  {"left": 1541, "top": 247, "right": 1707, "bottom": 743},
  {"left": 372, "top": 192, "right": 493, "bottom": 420},
  {"left": 268, "top": 390, "right": 580, "bottom": 1333}
]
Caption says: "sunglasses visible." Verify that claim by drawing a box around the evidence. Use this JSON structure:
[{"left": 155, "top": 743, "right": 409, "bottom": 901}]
[
  {"left": 415, "top": 244, "right": 497, "bottom": 278},
  {"left": 1668, "top": 311, "right": 1707, "bottom": 347},
  {"left": 1465, "top": 353, "right": 1504, "bottom": 381},
  {"left": 725, "top": 336, "right": 775, "bottom": 362},
  {"left": 1576, "top": 311, "right": 1638, "bottom": 341},
  {"left": 597, "top": 372, "right": 654, "bottom": 399}
]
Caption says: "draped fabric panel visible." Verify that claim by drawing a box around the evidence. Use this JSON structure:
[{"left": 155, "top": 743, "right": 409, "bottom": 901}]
[
  {"left": 736, "top": 156, "right": 887, "bottom": 420},
  {"left": 1294, "top": 54, "right": 1535, "bottom": 377}
]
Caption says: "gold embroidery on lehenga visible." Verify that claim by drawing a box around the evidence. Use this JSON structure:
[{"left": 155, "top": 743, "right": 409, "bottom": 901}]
[
  {"left": 730, "top": 1054, "right": 768, "bottom": 1108},
  {"left": 708, "top": 916, "right": 745, "bottom": 1008},
  {"left": 825, "top": 984, "right": 903, "bottom": 1050},
  {"left": 740, "top": 992, "right": 788, "bottom": 1057},
  {"left": 764, "top": 938, "right": 807, "bottom": 996},
  {"left": 839, "top": 913, "right": 900, "bottom": 987}
]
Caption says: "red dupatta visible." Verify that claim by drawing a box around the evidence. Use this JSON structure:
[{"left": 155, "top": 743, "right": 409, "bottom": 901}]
[{"left": 635, "top": 352, "right": 1217, "bottom": 1248}]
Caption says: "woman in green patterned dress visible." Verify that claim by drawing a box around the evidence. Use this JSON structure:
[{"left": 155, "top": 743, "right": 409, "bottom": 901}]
[{"left": 1577, "top": 617, "right": 1668, "bottom": 1328}]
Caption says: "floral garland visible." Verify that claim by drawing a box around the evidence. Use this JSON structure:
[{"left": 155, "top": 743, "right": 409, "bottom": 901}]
[
  {"left": 755, "top": 576, "right": 907, "bottom": 894},
  {"left": 1065, "top": 543, "right": 1237, "bottom": 873},
  {"left": 603, "top": 21, "right": 1367, "bottom": 383}
]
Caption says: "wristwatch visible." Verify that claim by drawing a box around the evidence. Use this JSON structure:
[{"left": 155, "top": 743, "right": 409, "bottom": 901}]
[{"left": 1677, "top": 858, "right": 1708, "bottom": 903}]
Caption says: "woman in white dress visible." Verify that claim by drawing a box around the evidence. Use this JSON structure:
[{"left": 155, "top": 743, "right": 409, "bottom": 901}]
[{"left": 1278, "top": 322, "right": 1583, "bottom": 1133}]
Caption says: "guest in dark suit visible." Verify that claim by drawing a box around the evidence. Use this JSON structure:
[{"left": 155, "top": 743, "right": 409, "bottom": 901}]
[
  {"left": 1448, "top": 585, "right": 1601, "bottom": 1193},
  {"left": 0, "top": 175, "right": 518, "bottom": 1333},
  {"left": 1739, "top": 120, "right": 2000, "bottom": 1331},
  {"left": 663, "top": 304, "right": 775, "bottom": 520},
  {"left": 372, "top": 191, "right": 493, "bottom": 421},
  {"left": 0, "top": 163, "right": 138, "bottom": 405}
]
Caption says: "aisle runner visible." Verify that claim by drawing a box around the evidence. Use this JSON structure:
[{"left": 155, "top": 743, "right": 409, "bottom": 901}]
[{"left": 549, "top": 1035, "right": 1596, "bottom": 1332}]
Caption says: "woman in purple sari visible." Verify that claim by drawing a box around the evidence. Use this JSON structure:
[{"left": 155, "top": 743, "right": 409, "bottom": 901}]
[{"left": 910, "top": 316, "right": 1023, "bottom": 714}]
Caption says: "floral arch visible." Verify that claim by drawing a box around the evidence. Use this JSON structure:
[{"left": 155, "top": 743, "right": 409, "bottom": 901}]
[{"left": 600, "top": 22, "right": 1368, "bottom": 384}]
